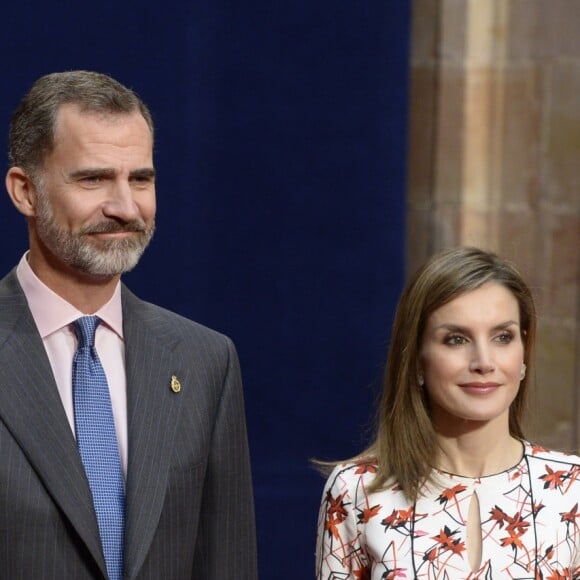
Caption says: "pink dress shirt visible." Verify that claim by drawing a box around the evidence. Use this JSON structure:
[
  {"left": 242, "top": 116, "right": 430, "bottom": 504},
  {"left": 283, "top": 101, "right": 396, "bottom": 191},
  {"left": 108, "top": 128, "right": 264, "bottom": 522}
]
[{"left": 16, "top": 253, "right": 128, "bottom": 478}]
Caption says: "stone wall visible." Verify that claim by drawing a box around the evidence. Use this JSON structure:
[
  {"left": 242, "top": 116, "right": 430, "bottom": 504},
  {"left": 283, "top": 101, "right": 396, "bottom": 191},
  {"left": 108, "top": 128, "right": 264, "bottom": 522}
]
[{"left": 406, "top": 0, "right": 580, "bottom": 451}]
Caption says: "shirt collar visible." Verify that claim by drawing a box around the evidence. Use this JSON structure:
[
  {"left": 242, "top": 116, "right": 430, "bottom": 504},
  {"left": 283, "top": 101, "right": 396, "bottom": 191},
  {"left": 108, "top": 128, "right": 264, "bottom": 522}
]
[{"left": 16, "top": 252, "right": 124, "bottom": 340}]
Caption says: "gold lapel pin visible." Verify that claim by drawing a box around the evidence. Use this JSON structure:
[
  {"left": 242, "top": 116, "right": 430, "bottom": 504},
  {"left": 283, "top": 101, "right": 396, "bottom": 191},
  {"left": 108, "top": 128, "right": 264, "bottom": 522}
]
[{"left": 170, "top": 375, "right": 181, "bottom": 394}]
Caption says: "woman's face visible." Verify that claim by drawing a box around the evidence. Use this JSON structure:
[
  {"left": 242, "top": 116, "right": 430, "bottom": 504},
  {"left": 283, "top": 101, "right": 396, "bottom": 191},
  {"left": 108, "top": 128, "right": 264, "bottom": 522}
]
[{"left": 419, "top": 282, "right": 525, "bottom": 432}]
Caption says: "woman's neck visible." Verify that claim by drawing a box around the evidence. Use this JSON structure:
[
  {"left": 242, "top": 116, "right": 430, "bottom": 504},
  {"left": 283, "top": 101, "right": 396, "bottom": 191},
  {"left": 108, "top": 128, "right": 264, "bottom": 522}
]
[{"left": 434, "top": 418, "right": 524, "bottom": 478}]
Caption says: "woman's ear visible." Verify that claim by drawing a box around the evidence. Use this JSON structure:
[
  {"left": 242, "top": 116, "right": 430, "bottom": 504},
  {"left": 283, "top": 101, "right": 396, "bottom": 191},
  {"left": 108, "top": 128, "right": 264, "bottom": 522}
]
[
  {"left": 417, "top": 366, "right": 425, "bottom": 387},
  {"left": 6, "top": 167, "right": 38, "bottom": 217}
]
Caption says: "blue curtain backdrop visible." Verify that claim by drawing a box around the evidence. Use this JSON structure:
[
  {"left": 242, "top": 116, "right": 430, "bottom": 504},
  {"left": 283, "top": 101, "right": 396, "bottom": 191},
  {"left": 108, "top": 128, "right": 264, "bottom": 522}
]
[{"left": 0, "top": 2, "right": 411, "bottom": 577}]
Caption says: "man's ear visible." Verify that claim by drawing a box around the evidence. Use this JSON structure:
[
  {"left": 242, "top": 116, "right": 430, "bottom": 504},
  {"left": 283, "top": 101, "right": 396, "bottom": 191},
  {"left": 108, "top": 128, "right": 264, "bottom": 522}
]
[{"left": 6, "top": 167, "right": 38, "bottom": 217}]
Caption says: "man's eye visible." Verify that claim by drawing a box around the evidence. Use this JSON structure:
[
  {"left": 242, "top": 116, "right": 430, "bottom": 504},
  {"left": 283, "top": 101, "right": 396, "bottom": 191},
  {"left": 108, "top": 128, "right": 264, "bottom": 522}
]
[
  {"left": 132, "top": 176, "right": 154, "bottom": 185},
  {"left": 132, "top": 179, "right": 149, "bottom": 186}
]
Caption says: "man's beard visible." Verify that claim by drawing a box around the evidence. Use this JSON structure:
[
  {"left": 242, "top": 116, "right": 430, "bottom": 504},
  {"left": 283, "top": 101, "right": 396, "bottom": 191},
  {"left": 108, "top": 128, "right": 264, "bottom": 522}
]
[{"left": 35, "top": 192, "right": 155, "bottom": 278}]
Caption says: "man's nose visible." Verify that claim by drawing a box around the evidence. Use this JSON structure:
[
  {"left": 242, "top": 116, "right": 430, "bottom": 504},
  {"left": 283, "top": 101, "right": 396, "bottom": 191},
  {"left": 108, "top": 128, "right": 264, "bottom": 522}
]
[{"left": 102, "top": 181, "right": 140, "bottom": 222}]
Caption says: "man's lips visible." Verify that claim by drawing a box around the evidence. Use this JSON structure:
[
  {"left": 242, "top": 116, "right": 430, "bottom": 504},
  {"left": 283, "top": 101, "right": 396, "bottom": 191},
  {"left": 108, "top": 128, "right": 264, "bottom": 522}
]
[
  {"left": 89, "top": 230, "right": 139, "bottom": 238},
  {"left": 80, "top": 221, "right": 147, "bottom": 235}
]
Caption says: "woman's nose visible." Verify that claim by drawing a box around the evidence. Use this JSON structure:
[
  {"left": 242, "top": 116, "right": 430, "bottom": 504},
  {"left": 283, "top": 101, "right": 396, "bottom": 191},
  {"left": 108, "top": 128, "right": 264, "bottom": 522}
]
[{"left": 468, "top": 344, "right": 495, "bottom": 374}]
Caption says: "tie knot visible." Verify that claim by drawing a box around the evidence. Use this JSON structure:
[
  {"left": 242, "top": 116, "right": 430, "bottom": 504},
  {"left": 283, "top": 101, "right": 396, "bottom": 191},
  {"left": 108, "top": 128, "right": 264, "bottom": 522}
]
[{"left": 73, "top": 316, "right": 101, "bottom": 349}]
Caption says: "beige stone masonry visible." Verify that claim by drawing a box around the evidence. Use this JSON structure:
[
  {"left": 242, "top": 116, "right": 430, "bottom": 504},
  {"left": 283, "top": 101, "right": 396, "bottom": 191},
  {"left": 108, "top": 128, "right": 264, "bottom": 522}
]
[{"left": 407, "top": 0, "right": 580, "bottom": 451}]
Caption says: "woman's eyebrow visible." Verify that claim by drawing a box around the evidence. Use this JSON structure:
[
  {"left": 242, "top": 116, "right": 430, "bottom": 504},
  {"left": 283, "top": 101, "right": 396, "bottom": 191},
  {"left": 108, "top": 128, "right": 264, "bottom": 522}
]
[{"left": 433, "top": 320, "right": 520, "bottom": 332}]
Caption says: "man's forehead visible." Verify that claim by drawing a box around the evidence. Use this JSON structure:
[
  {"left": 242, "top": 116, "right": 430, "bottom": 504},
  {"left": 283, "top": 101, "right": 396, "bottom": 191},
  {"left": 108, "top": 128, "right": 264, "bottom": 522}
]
[
  {"left": 39, "top": 106, "right": 155, "bottom": 176},
  {"left": 55, "top": 103, "right": 149, "bottom": 131},
  {"left": 49, "top": 105, "right": 154, "bottom": 158}
]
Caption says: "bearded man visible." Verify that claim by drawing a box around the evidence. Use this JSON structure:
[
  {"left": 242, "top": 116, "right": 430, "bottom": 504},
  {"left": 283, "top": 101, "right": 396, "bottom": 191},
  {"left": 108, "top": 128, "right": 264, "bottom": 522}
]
[{"left": 0, "top": 71, "right": 257, "bottom": 579}]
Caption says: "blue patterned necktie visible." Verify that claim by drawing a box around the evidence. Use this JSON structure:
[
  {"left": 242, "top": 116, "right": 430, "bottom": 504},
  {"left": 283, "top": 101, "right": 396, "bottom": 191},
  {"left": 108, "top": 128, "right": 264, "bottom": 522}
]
[{"left": 72, "top": 316, "right": 125, "bottom": 580}]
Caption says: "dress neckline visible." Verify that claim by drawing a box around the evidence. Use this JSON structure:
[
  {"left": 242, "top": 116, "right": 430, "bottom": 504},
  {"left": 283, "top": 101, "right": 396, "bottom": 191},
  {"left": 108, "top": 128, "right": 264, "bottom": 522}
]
[{"left": 431, "top": 440, "right": 528, "bottom": 480}]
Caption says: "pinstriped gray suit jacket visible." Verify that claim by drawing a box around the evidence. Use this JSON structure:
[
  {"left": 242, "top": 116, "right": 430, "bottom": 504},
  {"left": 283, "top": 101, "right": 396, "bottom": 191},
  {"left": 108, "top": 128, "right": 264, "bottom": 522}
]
[{"left": 0, "top": 269, "right": 257, "bottom": 579}]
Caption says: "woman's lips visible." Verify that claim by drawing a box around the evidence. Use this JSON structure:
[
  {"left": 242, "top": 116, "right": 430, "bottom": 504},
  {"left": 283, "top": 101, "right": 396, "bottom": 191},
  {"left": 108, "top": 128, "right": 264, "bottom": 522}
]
[{"left": 459, "top": 382, "right": 501, "bottom": 394}]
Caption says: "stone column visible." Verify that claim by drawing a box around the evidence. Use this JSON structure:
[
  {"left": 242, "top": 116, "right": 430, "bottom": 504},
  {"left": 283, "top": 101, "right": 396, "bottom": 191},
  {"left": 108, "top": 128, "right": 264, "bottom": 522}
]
[{"left": 407, "top": 0, "right": 580, "bottom": 451}]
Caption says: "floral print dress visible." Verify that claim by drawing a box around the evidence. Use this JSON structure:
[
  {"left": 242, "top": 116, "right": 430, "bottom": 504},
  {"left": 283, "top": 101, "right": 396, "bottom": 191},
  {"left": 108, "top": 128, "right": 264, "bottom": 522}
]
[{"left": 316, "top": 443, "right": 579, "bottom": 579}]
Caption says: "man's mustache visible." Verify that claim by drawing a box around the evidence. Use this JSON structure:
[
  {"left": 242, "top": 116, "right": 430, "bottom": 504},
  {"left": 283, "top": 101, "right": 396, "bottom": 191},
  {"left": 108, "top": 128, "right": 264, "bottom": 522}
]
[{"left": 79, "top": 220, "right": 148, "bottom": 235}]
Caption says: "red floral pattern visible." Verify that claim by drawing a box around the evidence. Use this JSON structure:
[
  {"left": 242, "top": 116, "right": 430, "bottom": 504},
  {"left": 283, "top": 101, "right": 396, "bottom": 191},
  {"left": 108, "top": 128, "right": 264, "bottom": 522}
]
[{"left": 316, "top": 443, "right": 580, "bottom": 579}]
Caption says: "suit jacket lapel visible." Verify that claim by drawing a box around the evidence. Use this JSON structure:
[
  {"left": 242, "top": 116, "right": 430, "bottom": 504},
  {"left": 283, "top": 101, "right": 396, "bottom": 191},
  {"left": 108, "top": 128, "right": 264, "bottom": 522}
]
[
  {"left": 121, "top": 286, "right": 185, "bottom": 579},
  {"left": 0, "top": 271, "right": 107, "bottom": 576}
]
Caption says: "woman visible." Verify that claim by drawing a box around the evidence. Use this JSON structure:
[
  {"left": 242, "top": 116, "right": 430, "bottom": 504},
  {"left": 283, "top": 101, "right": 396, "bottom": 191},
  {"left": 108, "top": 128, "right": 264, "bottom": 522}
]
[{"left": 316, "top": 247, "right": 579, "bottom": 579}]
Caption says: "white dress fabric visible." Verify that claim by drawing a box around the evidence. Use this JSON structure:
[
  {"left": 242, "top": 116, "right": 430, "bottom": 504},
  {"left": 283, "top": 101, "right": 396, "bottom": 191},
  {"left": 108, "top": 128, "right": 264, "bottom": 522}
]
[{"left": 316, "top": 442, "right": 580, "bottom": 579}]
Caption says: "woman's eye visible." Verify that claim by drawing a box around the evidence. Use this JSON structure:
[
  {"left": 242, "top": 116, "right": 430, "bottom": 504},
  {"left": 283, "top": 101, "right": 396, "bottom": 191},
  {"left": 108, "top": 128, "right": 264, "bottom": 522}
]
[
  {"left": 445, "top": 335, "right": 467, "bottom": 346},
  {"left": 496, "top": 332, "right": 513, "bottom": 344}
]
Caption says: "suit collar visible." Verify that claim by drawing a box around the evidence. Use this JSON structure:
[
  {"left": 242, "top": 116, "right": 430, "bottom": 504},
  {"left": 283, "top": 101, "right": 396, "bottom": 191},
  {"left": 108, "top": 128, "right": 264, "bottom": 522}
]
[
  {"left": 0, "top": 270, "right": 107, "bottom": 577},
  {"left": 121, "top": 285, "right": 185, "bottom": 578}
]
